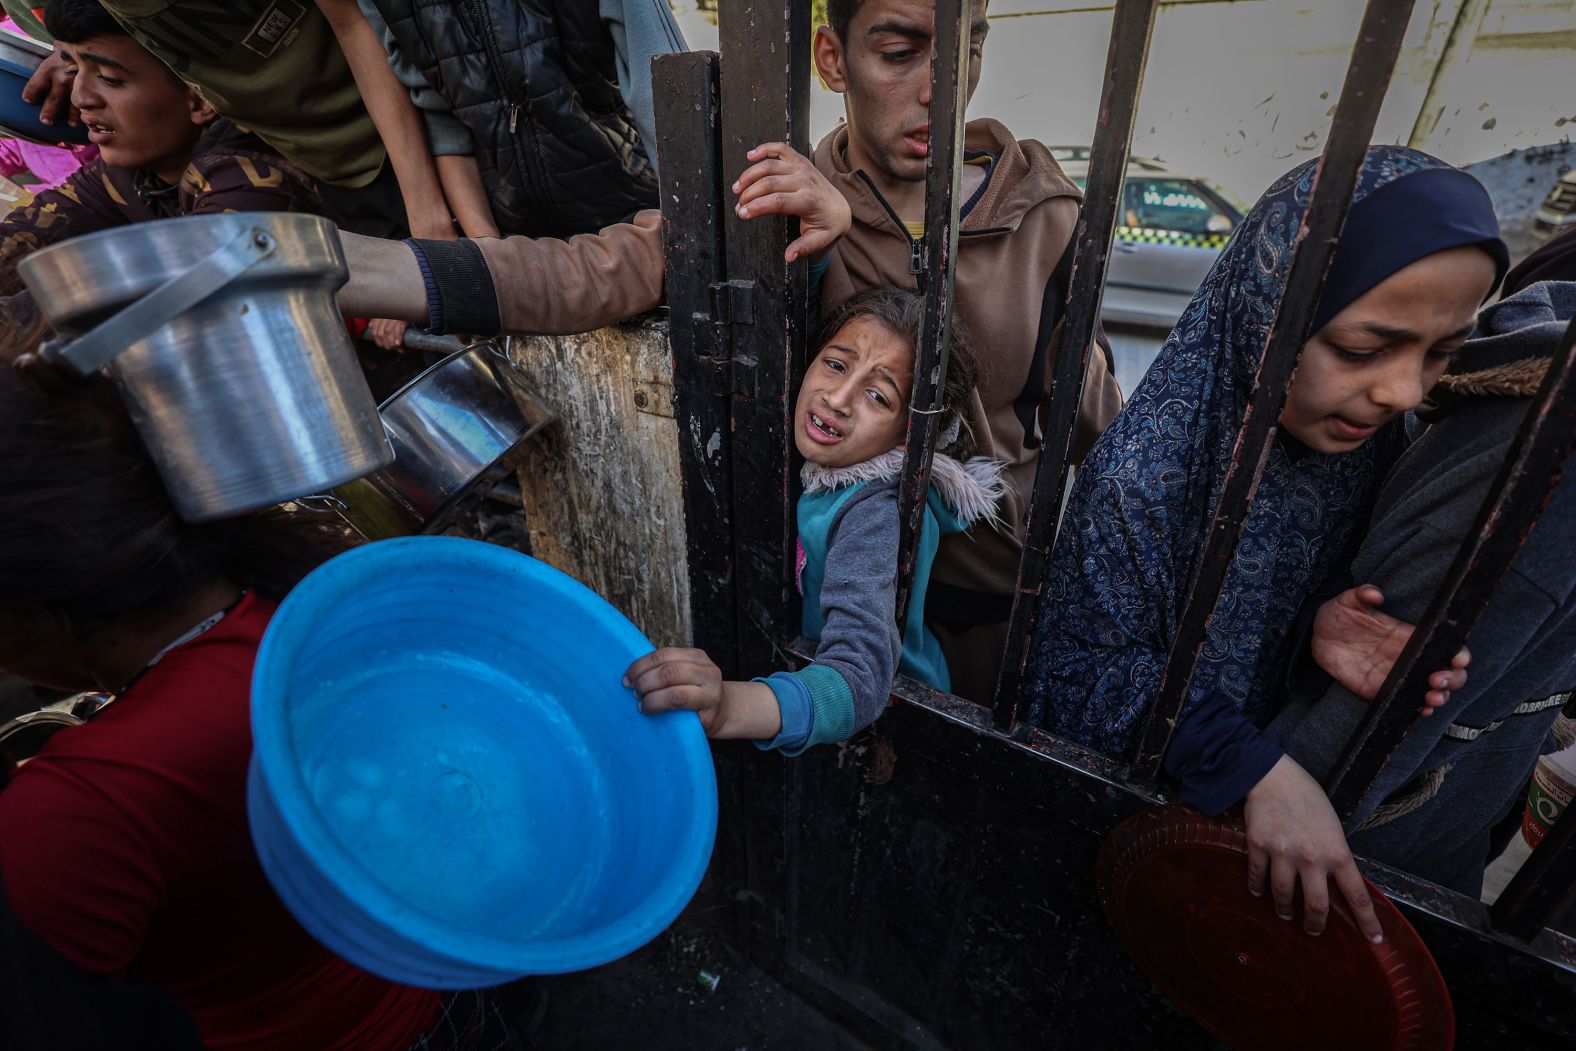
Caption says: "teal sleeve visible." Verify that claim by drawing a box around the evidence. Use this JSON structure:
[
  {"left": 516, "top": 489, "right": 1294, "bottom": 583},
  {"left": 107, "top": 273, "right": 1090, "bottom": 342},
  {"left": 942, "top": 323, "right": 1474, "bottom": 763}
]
[
  {"left": 753, "top": 672, "right": 811, "bottom": 753},
  {"left": 753, "top": 664, "right": 856, "bottom": 757},
  {"left": 808, "top": 254, "right": 829, "bottom": 313}
]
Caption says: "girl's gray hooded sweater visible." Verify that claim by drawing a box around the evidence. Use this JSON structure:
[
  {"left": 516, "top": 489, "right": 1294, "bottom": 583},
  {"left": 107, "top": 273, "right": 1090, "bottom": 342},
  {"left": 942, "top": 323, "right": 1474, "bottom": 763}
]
[{"left": 1266, "top": 281, "right": 1576, "bottom": 896}]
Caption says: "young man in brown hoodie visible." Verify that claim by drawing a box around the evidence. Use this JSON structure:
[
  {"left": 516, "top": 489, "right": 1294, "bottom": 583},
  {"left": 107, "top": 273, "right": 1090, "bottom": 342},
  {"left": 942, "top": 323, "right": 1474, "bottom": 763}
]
[
  {"left": 767, "top": 0, "right": 1122, "bottom": 698},
  {"left": 338, "top": 0, "right": 1121, "bottom": 701}
]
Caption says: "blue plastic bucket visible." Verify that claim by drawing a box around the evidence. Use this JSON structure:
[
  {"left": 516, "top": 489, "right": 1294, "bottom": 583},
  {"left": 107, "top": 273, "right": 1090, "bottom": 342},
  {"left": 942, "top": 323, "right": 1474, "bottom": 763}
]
[{"left": 247, "top": 536, "right": 717, "bottom": 988}]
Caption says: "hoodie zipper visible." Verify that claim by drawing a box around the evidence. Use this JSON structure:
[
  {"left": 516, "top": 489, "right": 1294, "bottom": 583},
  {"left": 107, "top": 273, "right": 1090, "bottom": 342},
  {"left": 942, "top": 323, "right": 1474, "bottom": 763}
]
[
  {"left": 855, "top": 170, "right": 929, "bottom": 293},
  {"left": 852, "top": 168, "right": 1012, "bottom": 295},
  {"left": 468, "top": 0, "right": 548, "bottom": 214}
]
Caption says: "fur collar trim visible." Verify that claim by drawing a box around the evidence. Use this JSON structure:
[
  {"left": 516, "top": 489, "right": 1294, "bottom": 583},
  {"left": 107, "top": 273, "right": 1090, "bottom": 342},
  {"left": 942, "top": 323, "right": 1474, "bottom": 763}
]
[
  {"left": 1418, "top": 358, "right": 1550, "bottom": 421},
  {"left": 801, "top": 447, "right": 1008, "bottom": 528},
  {"left": 1435, "top": 358, "right": 1548, "bottom": 399}
]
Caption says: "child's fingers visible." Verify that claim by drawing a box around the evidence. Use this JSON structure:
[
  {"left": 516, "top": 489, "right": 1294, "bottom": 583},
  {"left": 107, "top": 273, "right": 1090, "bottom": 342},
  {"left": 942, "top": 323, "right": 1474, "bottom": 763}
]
[
  {"left": 744, "top": 141, "right": 797, "bottom": 164},
  {"left": 629, "top": 657, "right": 715, "bottom": 700},
  {"left": 1452, "top": 646, "right": 1471, "bottom": 669},
  {"left": 637, "top": 685, "right": 708, "bottom": 714},
  {"left": 622, "top": 647, "right": 706, "bottom": 688},
  {"left": 1354, "top": 584, "right": 1385, "bottom": 608},
  {"left": 787, "top": 230, "right": 838, "bottom": 263}
]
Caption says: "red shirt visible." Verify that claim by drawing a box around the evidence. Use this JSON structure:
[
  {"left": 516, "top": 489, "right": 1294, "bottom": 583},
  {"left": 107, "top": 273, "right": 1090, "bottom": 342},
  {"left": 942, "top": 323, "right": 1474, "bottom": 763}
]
[{"left": 0, "top": 592, "right": 440, "bottom": 1050}]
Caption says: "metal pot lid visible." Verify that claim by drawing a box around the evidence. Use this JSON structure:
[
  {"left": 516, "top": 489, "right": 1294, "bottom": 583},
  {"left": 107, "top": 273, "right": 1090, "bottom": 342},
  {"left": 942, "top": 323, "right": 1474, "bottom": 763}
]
[{"left": 1096, "top": 805, "right": 1453, "bottom": 1051}]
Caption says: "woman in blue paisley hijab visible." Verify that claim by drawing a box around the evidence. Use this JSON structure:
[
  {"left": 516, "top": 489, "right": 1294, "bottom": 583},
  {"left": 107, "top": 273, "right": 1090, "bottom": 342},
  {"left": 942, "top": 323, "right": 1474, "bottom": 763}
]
[{"left": 1026, "top": 146, "right": 1507, "bottom": 937}]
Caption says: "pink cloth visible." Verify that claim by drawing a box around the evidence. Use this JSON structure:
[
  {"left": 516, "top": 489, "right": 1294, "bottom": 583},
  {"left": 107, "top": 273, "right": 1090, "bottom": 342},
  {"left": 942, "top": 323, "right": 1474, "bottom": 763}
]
[
  {"left": 0, "top": 17, "right": 97, "bottom": 185},
  {"left": 0, "top": 137, "right": 96, "bottom": 187}
]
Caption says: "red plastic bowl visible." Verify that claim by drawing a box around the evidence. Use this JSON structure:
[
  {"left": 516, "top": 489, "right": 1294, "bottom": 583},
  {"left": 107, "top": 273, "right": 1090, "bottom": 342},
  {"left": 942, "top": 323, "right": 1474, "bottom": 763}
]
[{"left": 1096, "top": 805, "right": 1453, "bottom": 1051}]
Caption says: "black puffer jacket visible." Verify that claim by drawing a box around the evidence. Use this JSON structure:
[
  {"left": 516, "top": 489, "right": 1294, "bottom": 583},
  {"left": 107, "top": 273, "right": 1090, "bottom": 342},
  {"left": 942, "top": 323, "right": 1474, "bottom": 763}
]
[{"left": 374, "top": 0, "right": 658, "bottom": 237}]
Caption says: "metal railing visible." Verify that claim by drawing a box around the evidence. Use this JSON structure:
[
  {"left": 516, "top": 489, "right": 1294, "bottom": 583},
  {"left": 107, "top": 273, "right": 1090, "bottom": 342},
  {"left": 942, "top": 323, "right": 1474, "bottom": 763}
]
[{"left": 653, "top": 0, "right": 1576, "bottom": 954}]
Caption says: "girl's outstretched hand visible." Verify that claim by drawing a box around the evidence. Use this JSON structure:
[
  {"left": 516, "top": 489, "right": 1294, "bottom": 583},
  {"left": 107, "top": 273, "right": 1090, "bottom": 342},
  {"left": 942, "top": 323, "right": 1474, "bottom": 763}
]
[
  {"left": 1311, "top": 585, "right": 1469, "bottom": 716},
  {"left": 623, "top": 648, "right": 782, "bottom": 740}
]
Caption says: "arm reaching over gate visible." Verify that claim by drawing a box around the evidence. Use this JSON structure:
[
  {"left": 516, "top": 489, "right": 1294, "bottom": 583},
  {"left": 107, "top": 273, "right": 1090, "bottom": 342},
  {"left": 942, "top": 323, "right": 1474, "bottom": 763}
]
[{"left": 337, "top": 210, "right": 666, "bottom": 336}]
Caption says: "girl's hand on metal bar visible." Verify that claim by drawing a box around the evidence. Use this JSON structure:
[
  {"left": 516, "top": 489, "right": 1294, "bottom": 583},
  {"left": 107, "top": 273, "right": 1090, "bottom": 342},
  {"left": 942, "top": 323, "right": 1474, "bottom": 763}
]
[
  {"left": 1311, "top": 584, "right": 1469, "bottom": 715},
  {"left": 1244, "top": 754, "right": 1385, "bottom": 943},
  {"left": 732, "top": 142, "right": 852, "bottom": 264}
]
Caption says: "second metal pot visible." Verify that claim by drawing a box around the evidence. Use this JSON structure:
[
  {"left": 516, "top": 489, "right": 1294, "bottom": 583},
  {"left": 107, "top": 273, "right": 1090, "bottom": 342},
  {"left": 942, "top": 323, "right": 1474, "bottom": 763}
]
[{"left": 332, "top": 340, "right": 555, "bottom": 539}]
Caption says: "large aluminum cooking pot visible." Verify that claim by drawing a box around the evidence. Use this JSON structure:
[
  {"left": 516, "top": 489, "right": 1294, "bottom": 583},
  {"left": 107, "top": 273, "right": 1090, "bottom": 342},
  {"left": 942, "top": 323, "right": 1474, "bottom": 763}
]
[
  {"left": 19, "top": 213, "right": 393, "bottom": 522},
  {"left": 330, "top": 338, "right": 555, "bottom": 540}
]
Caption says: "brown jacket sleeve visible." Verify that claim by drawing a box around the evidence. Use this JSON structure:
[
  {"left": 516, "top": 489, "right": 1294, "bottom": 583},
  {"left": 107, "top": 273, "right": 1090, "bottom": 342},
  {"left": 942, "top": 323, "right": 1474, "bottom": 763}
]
[
  {"left": 473, "top": 208, "right": 665, "bottom": 335},
  {"left": 1072, "top": 336, "right": 1122, "bottom": 462}
]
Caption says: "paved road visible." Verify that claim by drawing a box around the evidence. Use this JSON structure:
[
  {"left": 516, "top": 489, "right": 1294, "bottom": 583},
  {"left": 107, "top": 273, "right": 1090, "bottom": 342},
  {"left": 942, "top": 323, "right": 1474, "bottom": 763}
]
[{"left": 1106, "top": 322, "right": 1169, "bottom": 396}]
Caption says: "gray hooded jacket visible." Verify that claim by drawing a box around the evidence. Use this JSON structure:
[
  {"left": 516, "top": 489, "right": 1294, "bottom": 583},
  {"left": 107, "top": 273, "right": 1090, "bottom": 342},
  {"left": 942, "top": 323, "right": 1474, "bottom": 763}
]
[{"left": 1267, "top": 281, "right": 1576, "bottom": 896}]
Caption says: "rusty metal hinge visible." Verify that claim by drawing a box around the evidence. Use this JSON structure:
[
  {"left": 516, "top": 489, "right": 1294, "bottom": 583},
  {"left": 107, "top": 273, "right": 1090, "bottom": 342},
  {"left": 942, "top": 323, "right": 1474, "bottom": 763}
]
[{"left": 709, "top": 279, "right": 756, "bottom": 327}]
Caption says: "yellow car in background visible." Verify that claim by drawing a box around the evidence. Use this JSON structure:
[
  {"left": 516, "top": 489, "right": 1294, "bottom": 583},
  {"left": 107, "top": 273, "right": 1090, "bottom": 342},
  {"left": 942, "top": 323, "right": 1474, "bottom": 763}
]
[{"left": 1055, "top": 149, "right": 1248, "bottom": 331}]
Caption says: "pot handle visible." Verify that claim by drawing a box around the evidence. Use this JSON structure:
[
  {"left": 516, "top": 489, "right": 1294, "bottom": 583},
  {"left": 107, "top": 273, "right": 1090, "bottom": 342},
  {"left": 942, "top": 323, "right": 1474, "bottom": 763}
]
[
  {"left": 399, "top": 330, "right": 469, "bottom": 355},
  {"left": 41, "top": 224, "right": 280, "bottom": 377}
]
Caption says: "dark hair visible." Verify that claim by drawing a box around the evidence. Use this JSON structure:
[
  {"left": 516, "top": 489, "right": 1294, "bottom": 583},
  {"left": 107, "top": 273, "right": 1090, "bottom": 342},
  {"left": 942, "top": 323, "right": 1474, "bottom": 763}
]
[
  {"left": 825, "top": 0, "right": 861, "bottom": 40},
  {"left": 0, "top": 320, "right": 357, "bottom": 636},
  {"left": 824, "top": 0, "right": 988, "bottom": 41},
  {"left": 813, "top": 286, "right": 981, "bottom": 460},
  {"left": 42, "top": 0, "right": 129, "bottom": 43}
]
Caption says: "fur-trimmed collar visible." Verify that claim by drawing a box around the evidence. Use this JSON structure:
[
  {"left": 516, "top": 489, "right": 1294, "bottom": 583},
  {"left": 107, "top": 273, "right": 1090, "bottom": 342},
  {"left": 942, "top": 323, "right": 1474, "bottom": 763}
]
[
  {"left": 1434, "top": 358, "right": 1548, "bottom": 399},
  {"left": 801, "top": 447, "right": 1008, "bottom": 528},
  {"left": 1418, "top": 282, "right": 1573, "bottom": 421}
]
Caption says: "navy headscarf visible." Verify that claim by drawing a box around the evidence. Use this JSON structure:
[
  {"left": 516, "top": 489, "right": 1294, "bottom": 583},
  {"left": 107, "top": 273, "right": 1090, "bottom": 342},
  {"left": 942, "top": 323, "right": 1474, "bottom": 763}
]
[{"left": 1026, "top": 147, "right": 1507, "bottom": 786}]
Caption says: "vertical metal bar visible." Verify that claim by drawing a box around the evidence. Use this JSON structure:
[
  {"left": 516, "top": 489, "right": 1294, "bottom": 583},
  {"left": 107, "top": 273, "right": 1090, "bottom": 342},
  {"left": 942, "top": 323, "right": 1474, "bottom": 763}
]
[
  {"left": 893, "top": 0, "right": 969, "bottom": 626},
  {"left": 1325, "top": 312, "right": 1576, "bottom": 819},
  {"left": 990, "top": 0, "right": 1157, "bottom": 729},
  {"left": 718, "top": 0, "right": 813, "bottom": 673},
  {"left": 653, "top": 50, "right": 739, "bottom": 677},
  {"left": 1492, "top": 794, "right": 1576, "bottom": 940},
  {"left": 1130, "top": 0, "right": 1419, "bottom": 782}
]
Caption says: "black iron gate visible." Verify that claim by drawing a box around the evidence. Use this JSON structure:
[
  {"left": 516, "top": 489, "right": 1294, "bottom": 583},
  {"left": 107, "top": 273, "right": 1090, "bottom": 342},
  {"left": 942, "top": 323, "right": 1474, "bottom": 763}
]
[{"left": 651, "top": 1, "right": 1576, "bottom": 1046}]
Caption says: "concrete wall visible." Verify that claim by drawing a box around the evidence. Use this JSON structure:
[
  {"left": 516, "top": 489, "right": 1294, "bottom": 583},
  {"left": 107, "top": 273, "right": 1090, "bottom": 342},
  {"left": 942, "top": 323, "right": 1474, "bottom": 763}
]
[{"left": 671, "top": 0, "right": 1576, "bottom": 204}]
